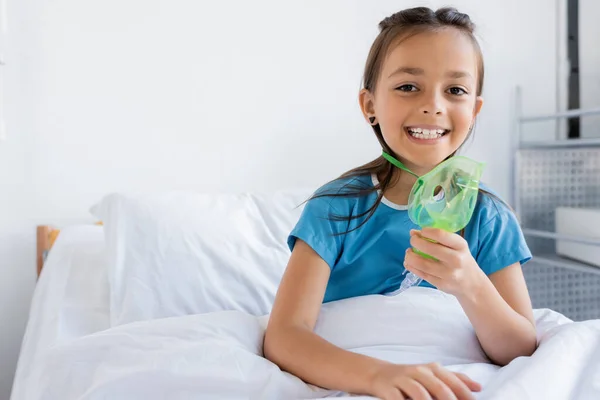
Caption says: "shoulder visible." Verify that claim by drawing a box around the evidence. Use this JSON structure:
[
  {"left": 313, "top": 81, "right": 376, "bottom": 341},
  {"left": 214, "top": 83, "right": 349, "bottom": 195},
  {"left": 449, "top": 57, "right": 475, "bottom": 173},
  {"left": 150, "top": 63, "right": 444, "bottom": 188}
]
[
  {"left": 472, "top": 182, "right": 516, "bottom": 228},
  {"left": 468, "top": 182, "right": 532, "bottom": 273},
  {"left": 287, "top": 174, "right": 375, "bottom": 268},
  {"left": 313, "top": 174, "right": 374, "bottom": 197},
  {"left": 291, "top": 173, "right": 378, "bottom": 236},
  {"left": 307, "top": 174, "right": 376, "bottom": 212}
]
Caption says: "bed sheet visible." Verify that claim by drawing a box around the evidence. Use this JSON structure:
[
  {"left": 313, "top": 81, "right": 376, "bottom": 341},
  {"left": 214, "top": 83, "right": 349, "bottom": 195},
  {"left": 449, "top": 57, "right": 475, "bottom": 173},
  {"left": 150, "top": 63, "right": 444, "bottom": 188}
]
[
  {"left": 11, "top": 225, "right": 600, "bottom": 400},
  {"left": 11, "top": 225, "right": 110, "bottom": 398},
  {"left": 12, "top": 285, "right": 600, "bottom": 400},
  {"left": 13, "top": 280, "right": 600, "bottom": 400}
]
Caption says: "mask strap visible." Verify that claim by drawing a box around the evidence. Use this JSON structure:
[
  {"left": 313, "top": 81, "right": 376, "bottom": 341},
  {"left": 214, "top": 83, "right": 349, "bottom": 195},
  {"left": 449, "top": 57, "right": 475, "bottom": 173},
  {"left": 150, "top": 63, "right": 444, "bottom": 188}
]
[{"left": 381, "top": 151, "right": 419, "bottom": 178}]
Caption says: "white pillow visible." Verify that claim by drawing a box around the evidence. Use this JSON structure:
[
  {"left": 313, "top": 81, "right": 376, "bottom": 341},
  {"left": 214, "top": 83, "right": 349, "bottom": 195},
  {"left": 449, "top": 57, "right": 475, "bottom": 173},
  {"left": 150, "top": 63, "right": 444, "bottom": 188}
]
[{"left": 90, "top": 189, "right": 311, "bottom": 327}]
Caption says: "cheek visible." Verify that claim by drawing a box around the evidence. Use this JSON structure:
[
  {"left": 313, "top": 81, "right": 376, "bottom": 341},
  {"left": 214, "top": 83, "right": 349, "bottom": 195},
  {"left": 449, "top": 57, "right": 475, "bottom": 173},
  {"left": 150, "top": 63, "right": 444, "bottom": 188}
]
[
  {"left": 450, "top": 104, "right": 475, "bottom": 132},
  {"left": 374, "top": 101, "right": 403, "bottom": 138},
  {"left": 379, "top": 103, "right": 410, "bottom": 138},
  {"left": 377, "top": 94, "right": 407, "bottom": 120}
]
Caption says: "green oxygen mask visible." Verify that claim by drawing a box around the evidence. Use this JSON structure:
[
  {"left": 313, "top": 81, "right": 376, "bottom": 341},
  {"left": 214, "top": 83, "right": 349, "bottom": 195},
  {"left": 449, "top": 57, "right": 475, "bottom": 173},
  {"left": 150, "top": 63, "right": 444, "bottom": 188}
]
[{"left": 381, "top": 151, "right": 485, "bottom": 261}]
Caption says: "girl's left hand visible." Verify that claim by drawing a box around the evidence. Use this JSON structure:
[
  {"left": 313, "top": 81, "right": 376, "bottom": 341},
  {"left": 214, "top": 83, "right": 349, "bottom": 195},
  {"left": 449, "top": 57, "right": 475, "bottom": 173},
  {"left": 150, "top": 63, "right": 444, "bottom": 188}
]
[{"left": 404, "top": 227, "right": 486, "bottom": 298}]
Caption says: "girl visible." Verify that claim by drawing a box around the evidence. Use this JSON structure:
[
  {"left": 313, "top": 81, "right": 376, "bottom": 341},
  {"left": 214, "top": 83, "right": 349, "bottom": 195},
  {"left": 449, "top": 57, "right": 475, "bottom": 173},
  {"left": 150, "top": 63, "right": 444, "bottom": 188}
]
[{"left": 264, "top": 6, "right": 537, "bottom": 400}]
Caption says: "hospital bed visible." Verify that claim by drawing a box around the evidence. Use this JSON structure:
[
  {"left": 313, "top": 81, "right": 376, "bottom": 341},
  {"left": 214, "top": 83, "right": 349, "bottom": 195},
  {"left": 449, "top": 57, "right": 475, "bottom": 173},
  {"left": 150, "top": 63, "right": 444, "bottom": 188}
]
[{"left": 10, "top": 187, "right": 600, "bottom": 400}]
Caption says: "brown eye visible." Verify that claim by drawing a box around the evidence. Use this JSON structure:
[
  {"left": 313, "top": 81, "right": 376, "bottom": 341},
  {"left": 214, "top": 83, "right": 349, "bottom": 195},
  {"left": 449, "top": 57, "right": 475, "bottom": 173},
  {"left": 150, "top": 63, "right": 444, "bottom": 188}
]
[
  {"left": 396, "top": 84, "right": 417, "bottom": 92},
  {"left": 448, "top": 87, "right": 467, "bottom": 96}
]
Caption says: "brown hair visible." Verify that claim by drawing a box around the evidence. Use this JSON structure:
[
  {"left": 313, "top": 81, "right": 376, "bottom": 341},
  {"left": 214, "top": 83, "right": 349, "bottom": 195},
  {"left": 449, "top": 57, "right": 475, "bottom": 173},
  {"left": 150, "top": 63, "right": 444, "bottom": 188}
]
[{"left": 307, "top": 7, "right": 496, "bottom": 234}]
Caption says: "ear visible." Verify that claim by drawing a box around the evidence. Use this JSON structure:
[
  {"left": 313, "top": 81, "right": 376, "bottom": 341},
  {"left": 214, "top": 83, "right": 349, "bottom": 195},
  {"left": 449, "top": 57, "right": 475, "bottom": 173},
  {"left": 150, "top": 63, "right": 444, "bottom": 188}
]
[
  {"left": 359, "top": 88, "right": 377, "bottom": 125},
  {"left": 473, "top": 96, "right": 484, "bottom": 118}
]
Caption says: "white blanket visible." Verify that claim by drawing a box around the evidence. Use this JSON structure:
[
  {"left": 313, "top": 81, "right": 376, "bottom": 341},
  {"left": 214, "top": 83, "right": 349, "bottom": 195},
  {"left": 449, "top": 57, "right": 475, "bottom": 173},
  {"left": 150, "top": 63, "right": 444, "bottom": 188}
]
[{"left": 15, "top": 288, "right": 600, "bottom": 400}]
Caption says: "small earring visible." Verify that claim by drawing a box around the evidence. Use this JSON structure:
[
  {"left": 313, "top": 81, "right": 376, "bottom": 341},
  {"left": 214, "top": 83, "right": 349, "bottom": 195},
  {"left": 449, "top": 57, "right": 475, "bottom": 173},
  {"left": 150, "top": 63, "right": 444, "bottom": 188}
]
[{"left": 369, "top": 116, "right": 376, "bottom": 125}]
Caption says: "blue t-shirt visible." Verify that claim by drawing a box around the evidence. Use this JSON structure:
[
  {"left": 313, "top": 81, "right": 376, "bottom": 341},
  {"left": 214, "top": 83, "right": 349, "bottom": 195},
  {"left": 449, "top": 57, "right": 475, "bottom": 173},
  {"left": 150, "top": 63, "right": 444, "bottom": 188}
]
[{"left": 287, "top": 173, "right": 532, "bottom": 303}]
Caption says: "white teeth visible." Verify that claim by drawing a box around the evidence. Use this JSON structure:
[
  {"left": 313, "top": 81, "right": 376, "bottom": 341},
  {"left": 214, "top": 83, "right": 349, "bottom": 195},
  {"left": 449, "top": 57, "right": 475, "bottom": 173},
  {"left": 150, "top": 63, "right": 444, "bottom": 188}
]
[{"left": 407, "top": 127, "right": 446, "bottom": 140}]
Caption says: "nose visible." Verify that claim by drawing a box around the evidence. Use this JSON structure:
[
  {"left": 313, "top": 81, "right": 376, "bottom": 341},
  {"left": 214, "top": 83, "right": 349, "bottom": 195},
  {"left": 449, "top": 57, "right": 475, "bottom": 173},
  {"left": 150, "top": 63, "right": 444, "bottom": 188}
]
[{"left": 419, "top": 92, "right": 444, "bottom": 115}]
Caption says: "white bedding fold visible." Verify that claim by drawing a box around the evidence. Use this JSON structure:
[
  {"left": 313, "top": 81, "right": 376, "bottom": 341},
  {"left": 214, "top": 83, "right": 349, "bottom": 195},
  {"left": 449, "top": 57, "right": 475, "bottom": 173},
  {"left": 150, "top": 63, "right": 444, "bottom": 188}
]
[{"left": 15, "top": 288, "right": 600, "bottom": 400}]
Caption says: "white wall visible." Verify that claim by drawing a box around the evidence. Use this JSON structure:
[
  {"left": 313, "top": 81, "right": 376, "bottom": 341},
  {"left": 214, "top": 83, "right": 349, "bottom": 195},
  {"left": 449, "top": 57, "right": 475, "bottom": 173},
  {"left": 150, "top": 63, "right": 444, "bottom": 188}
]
[
  {"left": 0, "top": 0, "right": 560, "bottom": 397},
  {"left": 580, "top": 0, "right": 600, "bottom": 137}
]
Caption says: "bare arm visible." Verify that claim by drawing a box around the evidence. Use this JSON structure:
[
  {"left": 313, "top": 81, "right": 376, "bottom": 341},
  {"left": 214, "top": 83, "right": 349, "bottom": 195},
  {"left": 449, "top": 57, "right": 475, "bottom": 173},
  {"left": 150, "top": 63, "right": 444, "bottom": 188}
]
[
  {"left": 263, "top": 239, "right": 387, "bottom": 395},
  {"left": 457, "top": 262, "right": 538, "bottom": 366},
  {"left": 406, "top": 228, "right": 538, "bottom": 367},
  {"left": 264, "top": 239, "right": 481, "bottom": 400}
]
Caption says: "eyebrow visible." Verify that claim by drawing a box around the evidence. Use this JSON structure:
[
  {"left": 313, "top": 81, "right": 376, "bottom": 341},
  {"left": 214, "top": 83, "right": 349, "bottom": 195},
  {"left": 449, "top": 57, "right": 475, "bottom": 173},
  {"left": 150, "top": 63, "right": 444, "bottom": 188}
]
[
  {"left": 388, "top": 66, "right": 473, "bottom": 80},
  {"left": 388, "top": 67, "right": 424, "bottom": 78},
  {"left": 447, "top": 70, "right": 472, "bottom": 79}
]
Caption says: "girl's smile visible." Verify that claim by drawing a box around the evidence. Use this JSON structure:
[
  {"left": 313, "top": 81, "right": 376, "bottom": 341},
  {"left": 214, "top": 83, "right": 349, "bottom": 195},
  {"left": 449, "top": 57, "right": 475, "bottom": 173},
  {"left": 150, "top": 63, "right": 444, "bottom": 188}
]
[{"left": 404, "top": 125, "right": 450, "bottom": 144}]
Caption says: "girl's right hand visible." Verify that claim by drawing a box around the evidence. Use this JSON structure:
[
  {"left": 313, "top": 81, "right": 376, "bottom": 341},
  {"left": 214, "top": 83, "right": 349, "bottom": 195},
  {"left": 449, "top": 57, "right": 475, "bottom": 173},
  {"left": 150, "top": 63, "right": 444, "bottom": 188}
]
[{"left": 369, "top": 362, "right": 482, "bottom": 400}]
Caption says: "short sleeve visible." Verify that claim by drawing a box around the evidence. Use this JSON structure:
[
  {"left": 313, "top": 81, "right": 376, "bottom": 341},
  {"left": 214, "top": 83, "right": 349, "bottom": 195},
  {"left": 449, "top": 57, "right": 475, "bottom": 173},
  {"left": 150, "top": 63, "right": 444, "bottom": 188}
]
[
  {"left": 475, "top": 199, "right": 532, "bottom": 276},
  {"left": 287, "top": 195, "right": 350, "bottom": 270}
]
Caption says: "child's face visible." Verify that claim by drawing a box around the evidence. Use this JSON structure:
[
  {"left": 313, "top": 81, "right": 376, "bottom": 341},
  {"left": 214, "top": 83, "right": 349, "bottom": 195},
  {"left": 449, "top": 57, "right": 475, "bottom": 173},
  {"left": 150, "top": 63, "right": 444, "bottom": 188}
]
[{"left": 361, "top": 28, "right": 483, "bottom": 174}]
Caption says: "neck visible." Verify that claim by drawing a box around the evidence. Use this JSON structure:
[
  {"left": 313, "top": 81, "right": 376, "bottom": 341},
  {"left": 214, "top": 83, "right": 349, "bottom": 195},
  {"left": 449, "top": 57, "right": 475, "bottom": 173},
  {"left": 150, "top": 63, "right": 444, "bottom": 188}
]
[
  {"left": 380, "top": 155, "right": 436, "bottom": 205},
  {"left": 379, "top": 152, "right": 438, "bottom": 205},
  {"left": 379, "top": 168, "right": 418, "bottom": 205}
]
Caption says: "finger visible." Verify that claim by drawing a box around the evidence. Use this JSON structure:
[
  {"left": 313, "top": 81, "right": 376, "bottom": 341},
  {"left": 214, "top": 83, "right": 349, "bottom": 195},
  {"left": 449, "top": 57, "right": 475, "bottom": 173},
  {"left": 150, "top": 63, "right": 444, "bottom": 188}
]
[
  {"left": 412, "top": 367, "right": 457, "bottom": 400},
  {"left": 433, "top": 368, "right": 478, "bottom": 400},
  {"left": 395, "top": 389, "right": 407, "bottom": 400},
  {"left": 405, "top": 249, "right": 443, "bottom": 279},
  {"left": 397, "top": 378, "right": 432, "bottom": 400},
  {"left": 392, "top": 388, "right": 407, "bottom": 400},
  {"left": 454, "top": 372, "right": 482, "bottom": 392},
  {"left": 409, "top": 233, "right": 455, "bottom": 262},
  {"left": 416, "top": 228, "right": 467, "bottom": 250},
  {"left": 378, "top": 387, "right": 406, "bottom": 400},
  {"left": 403, "top": 260, "right": 441, "bottom": 287}
]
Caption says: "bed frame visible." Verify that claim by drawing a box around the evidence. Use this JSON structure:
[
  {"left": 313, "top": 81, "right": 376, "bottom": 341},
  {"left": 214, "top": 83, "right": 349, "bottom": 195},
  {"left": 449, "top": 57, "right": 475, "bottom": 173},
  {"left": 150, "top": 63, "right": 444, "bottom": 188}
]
[
  {"left": 36, "top": 223, "right": 103, "bottom": 278},
  {"left": 36, "top": 225, "right": 61, "bottom": 278}
]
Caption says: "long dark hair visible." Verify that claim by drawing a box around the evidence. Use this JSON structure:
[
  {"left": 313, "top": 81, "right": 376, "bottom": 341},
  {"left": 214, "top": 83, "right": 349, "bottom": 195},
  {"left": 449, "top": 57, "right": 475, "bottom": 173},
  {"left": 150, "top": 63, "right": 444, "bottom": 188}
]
[{"left": 306, "top": 7, "right": 506, "bottom": 234}]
